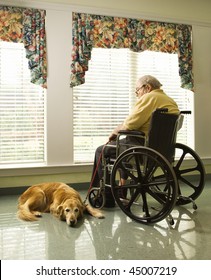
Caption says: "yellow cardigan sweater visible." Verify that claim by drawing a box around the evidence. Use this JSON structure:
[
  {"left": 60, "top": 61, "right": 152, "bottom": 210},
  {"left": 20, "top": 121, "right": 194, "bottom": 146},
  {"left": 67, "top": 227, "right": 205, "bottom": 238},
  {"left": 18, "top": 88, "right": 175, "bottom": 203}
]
[{"left": 123, "top": 89, "right": 180, "bottom": 135}]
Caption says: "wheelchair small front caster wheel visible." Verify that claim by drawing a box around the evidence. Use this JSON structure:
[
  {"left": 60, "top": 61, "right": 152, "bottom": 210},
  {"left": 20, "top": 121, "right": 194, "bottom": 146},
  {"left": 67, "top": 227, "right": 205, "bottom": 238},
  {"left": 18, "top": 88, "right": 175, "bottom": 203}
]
[
  {"left": 88, "top": 188, "right": 105, "bottom": 209},
  {"left": 192, "top": 202, "right": 198, "bottom": 210},
  {"left": 167, "top": 215, "right": 174, "bottom": 226}
]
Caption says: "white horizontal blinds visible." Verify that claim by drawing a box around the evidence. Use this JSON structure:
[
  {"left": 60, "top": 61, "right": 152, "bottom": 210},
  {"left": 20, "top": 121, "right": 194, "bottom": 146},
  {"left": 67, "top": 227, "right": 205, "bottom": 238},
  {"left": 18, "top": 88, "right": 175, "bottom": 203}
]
[
  {"left": 73, "top": 48, "right": 132, "bottom": 162},
  {"left": 0, "top": 42, "right": 46, "bottom": 165},
  {"left": 73, "top": 48, "right": 193, "bottom": 163}
]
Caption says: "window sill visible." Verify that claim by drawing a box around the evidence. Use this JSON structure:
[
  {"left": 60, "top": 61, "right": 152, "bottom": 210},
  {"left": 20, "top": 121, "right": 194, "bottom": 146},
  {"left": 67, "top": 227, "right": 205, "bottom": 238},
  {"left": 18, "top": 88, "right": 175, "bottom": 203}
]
[{"left": 0, "top": 163, "right": 93, "bottom": 177}]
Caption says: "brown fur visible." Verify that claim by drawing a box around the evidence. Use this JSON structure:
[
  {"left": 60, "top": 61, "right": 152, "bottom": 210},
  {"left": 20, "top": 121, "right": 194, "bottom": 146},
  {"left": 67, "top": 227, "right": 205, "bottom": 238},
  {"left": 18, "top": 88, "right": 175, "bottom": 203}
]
[{"left": 17, "top": 182, "right": 104, "bottom": 226}]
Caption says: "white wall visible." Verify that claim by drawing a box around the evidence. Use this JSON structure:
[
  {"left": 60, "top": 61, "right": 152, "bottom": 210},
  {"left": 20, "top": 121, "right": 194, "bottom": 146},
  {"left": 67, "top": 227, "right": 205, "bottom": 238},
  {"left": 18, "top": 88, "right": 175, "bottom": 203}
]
[
  {"left": 34, "top": 0, "right": 211, "bottom": 25},
  {"left": 193, "top": 25, "right": 211, "bottom": 160},
  {"left": 0, "top": 0, "right": 211, "bottom": 180},
  {"left": 46, "top": 9, "right": 73, "bottom": 165}
]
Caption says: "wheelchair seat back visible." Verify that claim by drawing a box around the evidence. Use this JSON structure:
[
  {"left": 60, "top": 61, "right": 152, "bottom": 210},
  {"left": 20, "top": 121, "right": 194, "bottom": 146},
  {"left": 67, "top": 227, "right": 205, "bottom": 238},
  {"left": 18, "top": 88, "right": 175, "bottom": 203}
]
[{"left": 147, "top": 109, "right": 180, "bottom": 163}]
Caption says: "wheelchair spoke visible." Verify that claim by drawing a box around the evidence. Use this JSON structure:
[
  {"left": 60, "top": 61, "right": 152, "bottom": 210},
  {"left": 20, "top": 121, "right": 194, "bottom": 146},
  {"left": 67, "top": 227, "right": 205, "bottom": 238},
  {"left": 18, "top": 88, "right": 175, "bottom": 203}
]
[
  {"left": 118, "top": 160, "right": 137, "bottom": 182},
  {"left": 134, "top": 153, "right": 143, "bottom": 180},
  {"left": 144, "top": 157, "right": 160, "bottom": 181},
  {"left": 175, "top": 150, "right": 186, "bottom": 169},
  {"left": 178, "top": 175, "right": 198, "bottom": 191},
  {"left": 125, "top": 188, "right": 141, "bottom": 210},
  {"left": 147, "top": 186, "right": 171, "bottom": 204},
  {"left": 177, "top": 166, "right": 201, "bottom": 175},
  {"left": 142, "top": 192, "right": 150, "bottom": 217}
]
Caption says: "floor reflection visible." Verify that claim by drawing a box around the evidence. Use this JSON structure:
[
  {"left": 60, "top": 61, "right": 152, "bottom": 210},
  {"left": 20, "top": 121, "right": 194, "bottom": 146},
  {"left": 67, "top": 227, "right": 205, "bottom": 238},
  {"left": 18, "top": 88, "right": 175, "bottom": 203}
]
[
  {"left": 81, "top": 206, "right": 206, "bottom": 260},
  {"left": 0, "top": 212, "right": 47, "bottom": 259},
  {"left": 0, "top": 193, "right": 210, "bottom": 260}
]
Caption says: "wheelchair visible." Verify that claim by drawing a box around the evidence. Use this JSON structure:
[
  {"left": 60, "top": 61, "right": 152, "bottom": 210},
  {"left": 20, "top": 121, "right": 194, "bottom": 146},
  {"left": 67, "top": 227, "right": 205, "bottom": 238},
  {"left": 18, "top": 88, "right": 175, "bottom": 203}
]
[{"left": 88, "top": 109, "right": 205, "bottom": 225}]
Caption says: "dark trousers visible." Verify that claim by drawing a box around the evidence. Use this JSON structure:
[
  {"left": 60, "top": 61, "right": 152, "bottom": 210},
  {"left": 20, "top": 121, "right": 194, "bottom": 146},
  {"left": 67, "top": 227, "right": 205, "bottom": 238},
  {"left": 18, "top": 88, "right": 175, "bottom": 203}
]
[{"left": 90, "top": 136, "right": 144, "bottom": 187}]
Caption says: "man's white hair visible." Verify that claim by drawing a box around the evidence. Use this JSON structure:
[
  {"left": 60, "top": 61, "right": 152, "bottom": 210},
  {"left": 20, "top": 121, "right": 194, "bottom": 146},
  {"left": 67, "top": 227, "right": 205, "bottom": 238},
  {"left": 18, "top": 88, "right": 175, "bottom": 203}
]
[{"left": 138, "top": 75, "right": 162, "bottom": 89}]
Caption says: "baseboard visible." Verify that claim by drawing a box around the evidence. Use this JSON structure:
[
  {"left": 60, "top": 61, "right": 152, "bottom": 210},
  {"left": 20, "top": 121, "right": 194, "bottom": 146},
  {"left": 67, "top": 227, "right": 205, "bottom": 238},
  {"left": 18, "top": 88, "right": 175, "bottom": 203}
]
[{"left": 1, "top": 173, "right": 210, "bottom": 196}]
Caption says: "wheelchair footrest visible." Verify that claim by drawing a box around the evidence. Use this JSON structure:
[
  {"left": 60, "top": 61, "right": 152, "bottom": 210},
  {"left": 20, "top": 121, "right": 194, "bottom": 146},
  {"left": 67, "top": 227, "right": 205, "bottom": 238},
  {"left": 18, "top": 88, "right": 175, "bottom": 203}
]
[{"left": 178, "top": 195, "right": 198, "bottom": 210}]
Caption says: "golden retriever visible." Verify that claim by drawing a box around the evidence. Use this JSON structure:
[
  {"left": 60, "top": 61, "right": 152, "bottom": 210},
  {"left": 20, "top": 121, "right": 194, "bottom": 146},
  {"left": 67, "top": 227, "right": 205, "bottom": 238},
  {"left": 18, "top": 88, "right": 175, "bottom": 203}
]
[{"left": 17, "top": 182, "right": 104, "bottom": 226}]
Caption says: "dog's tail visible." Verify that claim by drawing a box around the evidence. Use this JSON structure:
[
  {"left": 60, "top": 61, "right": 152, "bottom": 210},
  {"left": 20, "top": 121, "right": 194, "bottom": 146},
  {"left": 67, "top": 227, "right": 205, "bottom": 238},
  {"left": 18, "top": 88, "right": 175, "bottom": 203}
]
[
  {"left": 85, "top": 204, "right": 105, "bottom": 219},
  {"left": 17, "top": 204, "right": 40, "bottom": 221}
]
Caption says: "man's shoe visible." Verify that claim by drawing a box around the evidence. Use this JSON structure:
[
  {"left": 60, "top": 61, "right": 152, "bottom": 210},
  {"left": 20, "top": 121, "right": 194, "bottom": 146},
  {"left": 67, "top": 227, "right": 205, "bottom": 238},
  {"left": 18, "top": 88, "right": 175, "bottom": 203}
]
[{"left": 104, "top": 186, "right": 115, "bottom": 208}]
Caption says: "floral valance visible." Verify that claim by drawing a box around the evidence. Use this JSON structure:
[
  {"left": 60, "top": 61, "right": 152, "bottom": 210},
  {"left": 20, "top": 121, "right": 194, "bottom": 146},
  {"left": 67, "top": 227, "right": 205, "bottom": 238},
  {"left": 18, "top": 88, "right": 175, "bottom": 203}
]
[
  {"left": 0, "top": 5, "right": 47, "bottom": 88},
  {"left": 71, "top": 12, "right": 193, "bottom": 91}
]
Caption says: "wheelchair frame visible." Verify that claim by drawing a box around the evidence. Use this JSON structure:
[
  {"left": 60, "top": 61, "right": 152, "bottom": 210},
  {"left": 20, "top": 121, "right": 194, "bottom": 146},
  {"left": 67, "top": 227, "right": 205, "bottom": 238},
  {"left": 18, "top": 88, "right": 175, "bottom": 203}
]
[{"left": 88, "top": 109, "right": 205, "bottom": 225}]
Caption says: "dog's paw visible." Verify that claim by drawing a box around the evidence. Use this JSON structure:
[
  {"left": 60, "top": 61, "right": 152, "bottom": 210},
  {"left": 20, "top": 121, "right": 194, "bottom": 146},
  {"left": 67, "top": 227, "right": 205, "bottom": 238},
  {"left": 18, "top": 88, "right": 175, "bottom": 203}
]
[
  {"left": 96, "top": 212, "right": 105, "bottom": 219},
  {"left": 34, "top": 211, "right": 42, "bottom": 218}
]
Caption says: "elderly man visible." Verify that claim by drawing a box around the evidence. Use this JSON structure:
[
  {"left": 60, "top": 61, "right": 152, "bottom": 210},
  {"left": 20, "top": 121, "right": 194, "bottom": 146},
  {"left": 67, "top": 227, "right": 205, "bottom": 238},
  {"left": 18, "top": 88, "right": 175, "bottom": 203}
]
[{"left": 91, "top": 75, "right": 180, "bottom": 207}]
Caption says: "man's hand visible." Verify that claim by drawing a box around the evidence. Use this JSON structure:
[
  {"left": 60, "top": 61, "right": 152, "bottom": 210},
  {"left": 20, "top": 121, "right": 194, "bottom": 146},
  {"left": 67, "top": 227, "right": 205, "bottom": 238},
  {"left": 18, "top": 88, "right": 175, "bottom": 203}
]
[
  {"left": 108, "top": 133, "right": 117, "bottom": 142},
  {"left": 108, "top": 123, "right": 125, "bottom": 142}
]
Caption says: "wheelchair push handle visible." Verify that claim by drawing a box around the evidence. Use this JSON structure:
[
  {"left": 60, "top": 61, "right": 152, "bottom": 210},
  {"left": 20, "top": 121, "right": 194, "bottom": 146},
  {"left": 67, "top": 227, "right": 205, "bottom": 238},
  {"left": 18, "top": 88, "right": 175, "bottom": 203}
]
[{"left": 180, "top": 110, "right": 191, "bottom": 115}]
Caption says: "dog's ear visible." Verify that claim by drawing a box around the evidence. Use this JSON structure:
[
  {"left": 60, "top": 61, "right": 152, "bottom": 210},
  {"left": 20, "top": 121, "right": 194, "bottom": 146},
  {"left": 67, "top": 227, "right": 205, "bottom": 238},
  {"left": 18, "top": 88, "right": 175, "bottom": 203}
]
[
  {"left": 56, "top": 205, "right": 65, "bottom": 221},
  {"left": 78, "top": 199, "right": 85, "bottom": 217},
  {"left": 79, "top": 206, "right": 85, "bottom": 218}
]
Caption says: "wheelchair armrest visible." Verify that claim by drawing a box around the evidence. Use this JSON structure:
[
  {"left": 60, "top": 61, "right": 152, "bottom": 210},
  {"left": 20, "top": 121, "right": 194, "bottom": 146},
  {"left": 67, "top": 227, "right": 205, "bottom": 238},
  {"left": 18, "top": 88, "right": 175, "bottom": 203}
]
[
  {"left": 116, "top": 130, "right": 146, "bottom": 158},
  {"left": 118, "top": 130, "right": 145, "bottom": 136}
]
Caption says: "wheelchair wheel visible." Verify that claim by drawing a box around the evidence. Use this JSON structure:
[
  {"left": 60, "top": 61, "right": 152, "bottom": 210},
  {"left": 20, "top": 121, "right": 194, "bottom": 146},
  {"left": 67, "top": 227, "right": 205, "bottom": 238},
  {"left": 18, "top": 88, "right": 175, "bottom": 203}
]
[
  {"left": 174, "top": 143, "right": 205, "bottom": 205},
  {"left": 111, "top": 147, "right": 178, "bottom": 224},
  {"left": 88, "top": 187, "right": 105, "bottom": 209}
]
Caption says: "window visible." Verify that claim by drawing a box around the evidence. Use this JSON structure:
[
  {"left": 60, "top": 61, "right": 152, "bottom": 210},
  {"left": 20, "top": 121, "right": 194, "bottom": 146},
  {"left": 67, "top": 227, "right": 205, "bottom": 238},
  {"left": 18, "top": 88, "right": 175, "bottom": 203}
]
[
  {"left": 0, "top": 42, "right": 46, "bottom": 166},
  {"left": 73, "top": 48, "right": 194, "bottom": 163}
]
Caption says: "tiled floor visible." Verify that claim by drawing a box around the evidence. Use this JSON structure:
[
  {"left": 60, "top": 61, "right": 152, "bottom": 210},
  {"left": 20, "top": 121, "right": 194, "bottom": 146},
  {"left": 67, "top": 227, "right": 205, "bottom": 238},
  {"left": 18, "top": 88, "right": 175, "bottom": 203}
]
[{"left": 0, "top": 184, "right": 211, "bottom": 260}]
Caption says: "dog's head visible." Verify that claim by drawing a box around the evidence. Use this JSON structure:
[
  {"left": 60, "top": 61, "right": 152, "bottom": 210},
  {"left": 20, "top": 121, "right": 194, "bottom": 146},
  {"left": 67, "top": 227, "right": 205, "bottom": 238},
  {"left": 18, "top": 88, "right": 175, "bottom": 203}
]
[{"left": 56, "top": 198, "right": 85, "bottom": 226}]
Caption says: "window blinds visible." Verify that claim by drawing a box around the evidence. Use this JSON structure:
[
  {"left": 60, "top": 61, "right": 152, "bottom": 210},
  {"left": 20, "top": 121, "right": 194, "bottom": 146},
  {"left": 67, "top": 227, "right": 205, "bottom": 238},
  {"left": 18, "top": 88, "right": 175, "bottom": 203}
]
[
  {"left": 0, "top": 42, "right": 46, "bottom": 165},
  {"left": 73, "top": 48, "right": 193, "bottom": 163}
]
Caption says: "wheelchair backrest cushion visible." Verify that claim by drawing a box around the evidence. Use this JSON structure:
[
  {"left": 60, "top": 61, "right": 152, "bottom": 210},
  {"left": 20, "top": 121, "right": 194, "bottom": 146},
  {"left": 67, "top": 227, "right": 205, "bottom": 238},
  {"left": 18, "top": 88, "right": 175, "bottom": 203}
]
[{"left": 148, "top": 110, "right": 179, "bottom": 163}]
